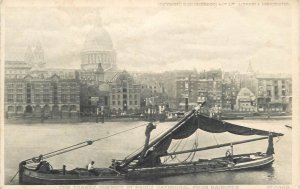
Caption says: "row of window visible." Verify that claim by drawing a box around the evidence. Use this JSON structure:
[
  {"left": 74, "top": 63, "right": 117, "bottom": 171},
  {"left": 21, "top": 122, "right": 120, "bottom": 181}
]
[
  {"left": 111, "top": 94, "right": 139, "bottom": 100},
  {"left": 258, "top": 89, "right": 288, "bottom": 96},
  {"left": 111, "top": 89, "right": 141, "bottom": 93},
  {"left": 111, "top": 85, "right": 140, "bottom": 89},
  {"left": 258, "top": 80, "right": 288, "bottom": 86},
  {"left": 6, "top": 82, "right": 78, "bottom": 88},
  {"left": 111, "top": 101, "right": 138, "bottom": 105},
  {"left": 5, "top": 69, "right": 28, "bottom": 74},
  {"left": 6, "top": 94, "right": 78, "bottom": 103}
]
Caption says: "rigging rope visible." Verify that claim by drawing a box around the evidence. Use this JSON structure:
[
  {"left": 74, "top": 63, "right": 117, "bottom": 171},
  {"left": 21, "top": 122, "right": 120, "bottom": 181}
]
[
  {"left": 163, "top": 139, "right": 184, "bottom": 163},
  {"left": 212, "top": 134, "right": 219, "bottom": 146},
  {"left": 25, "top": 122, "right": 149, "bottom": 163}
]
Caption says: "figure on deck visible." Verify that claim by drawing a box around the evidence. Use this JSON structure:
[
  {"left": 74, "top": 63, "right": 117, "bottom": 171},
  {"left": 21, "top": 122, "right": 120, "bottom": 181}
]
[
  {"left": 87, "top": 161, "right": 98, "bottom": 176},
  {"left": 266, "top": 134, "right": 274, "bottom": 155},
  {"left": 139, "top": 122, "right": 157, "bottom": 162}
]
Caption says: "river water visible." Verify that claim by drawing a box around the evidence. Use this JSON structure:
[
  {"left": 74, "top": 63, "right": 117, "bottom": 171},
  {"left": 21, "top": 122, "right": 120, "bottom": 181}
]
[{"left": 4, "top": 119, "right": 292, "bottom": 185}]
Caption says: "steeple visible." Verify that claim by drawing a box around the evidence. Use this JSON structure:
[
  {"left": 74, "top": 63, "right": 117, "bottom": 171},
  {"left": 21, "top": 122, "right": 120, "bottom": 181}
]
[
  {"left": 33, "top": 41, "right": 44, "bottom": 61},
  {"left": 246, "top": 60, "right": 254, "bottom": 74},
  {"left": 33, "top": 41, "right": 45, "bottom": 68},
  {"left": 24, "top": 45, "right": 34, "bottom": 65}
]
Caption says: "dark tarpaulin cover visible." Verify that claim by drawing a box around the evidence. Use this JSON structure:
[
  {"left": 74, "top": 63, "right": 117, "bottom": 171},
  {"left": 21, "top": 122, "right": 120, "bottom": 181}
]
[
  {"left": 171, "top": 113, "right": 283, "bottom": 139},
  {"left": 151, "top": 112, "right": 283, "bottom": 161}
]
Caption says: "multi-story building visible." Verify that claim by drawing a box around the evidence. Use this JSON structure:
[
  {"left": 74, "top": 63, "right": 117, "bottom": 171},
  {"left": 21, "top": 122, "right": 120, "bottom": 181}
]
[
  {"left": 176, "top": 72, "right": 199, "bottom": 109},
  {"left": 200, "top": 78, "right": 222, "bottom": 108},
  {"left": 4, "top": 73, "right": 80, "bottom": 118},
  {"left": 221, "top": 82, "right": 238, "bottom": 111},
  {"left": 109, "top": 71, "right": 141, "bottom": 113},
  {"left": 176, "top": 70, "right": 223, "bottom": 110},
  {"left": 256, "top": 74, "right": 292, "bottom": 113}
]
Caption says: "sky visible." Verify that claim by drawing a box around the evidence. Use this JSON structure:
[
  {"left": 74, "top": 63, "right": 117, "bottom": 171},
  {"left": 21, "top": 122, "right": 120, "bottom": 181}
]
[{"left": 4, "top": 2, "right": 294, "bottom": 73}]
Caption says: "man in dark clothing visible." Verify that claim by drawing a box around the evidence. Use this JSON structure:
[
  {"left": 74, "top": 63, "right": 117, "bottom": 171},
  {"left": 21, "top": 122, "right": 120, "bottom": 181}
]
[
  {"left": 144, "top": 122, "right": 156, "bottom": 149},
  {"left": 139, "top": 122, "right": 156, "bottom": 162},
  {"left": 266, "top": 134, "right": 274, "bottom": 155}
]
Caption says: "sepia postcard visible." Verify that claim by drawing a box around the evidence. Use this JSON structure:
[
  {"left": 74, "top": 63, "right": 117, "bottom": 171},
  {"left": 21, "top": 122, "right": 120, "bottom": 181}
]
[{"left": 0, "top": 0, "right": 299, "bottom": 189}]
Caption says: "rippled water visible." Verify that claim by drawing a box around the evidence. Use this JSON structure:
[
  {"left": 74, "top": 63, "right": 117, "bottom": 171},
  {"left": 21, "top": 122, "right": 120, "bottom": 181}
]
[{"left": 4, "top": 119, "right": 292, "bottom": 185}]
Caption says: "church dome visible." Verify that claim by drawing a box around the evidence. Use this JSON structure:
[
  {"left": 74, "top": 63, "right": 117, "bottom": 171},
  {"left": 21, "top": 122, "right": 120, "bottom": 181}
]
[{"left": 83, "top": 22, "right": 113, "bottom": 52}]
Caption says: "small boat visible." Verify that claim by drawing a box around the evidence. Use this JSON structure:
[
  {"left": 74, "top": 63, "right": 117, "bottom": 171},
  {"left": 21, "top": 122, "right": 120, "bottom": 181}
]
[{"left": 18, "top": 104, "right": 283, "bottom": 185}]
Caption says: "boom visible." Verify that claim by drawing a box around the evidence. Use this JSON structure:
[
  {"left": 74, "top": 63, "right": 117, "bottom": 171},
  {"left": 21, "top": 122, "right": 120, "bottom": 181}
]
[{"left": 162, "top": 136, "right": 269, "bottom": 157}]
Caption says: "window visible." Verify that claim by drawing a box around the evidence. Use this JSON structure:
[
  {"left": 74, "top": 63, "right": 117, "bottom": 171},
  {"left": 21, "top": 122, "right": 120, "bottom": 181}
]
[
  {"left": 8, "top": 94, "right": 14, "bottom": 102},
  {"left": 112, "top": 101, "right": 115, "bottom": 105},
  {"left": 61, "top": 94, "right": 67, "bottom": 103},
  {"left": 16, "top": 94, "right": 23, "bottom": 102},
  {"left": 7, "top": 83, "right": 14, "bottom": 88},
  {"left": 118, "top": 101, "right": 120, "bottom": 105},
  {"left": 134, "top": 100, "right": 137, "bottom": 105},
  {"left": 16, "top": 89, "right": 23, "bottom": 93},
  {"left": 43, "top": 94, "right": 49, "bottom": 101},
  {"left": 43, "top": 89, "right": 49, "bottom": 94},
  {"left": 70, "top": 95, "right": 76, "bottom": 103},
  {"left": 35, "top": 94, "right": 41, "bottom": 103},
  {"left": 7, "top": 89, "right": 14, "bottom": 93}
]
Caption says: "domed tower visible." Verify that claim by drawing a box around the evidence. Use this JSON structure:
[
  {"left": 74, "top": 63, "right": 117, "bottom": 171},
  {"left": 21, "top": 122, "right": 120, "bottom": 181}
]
[{"left": 81, "top": 16, "right": 117, "bottom": 71}]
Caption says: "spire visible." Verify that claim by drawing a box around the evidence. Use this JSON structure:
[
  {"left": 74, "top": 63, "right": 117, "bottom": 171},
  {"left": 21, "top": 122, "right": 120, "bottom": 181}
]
[
  {"left": 246, "top": 60, "right": 254, "bottom": 74},
  {"left": 32, "top": 41, "right": 45, "bottom": 69},
  {"left": 33, "top": 41, "right": 44, "bottom": 62},
  {"left": 24, "top": 45, "right": 34, "bottom": 65}
]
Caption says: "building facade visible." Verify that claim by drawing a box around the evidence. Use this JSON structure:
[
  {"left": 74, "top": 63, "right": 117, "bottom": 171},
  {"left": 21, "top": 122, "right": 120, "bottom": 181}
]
[
  {"left": 5, "top": 73, "right": 80, "bottom": 118},
  {"left": 109, "top": 71, "right": 141, "bottom": 113},
  {"left": 221, "top": 82, "right": 238, "bottom": 111},
  {"left": 235, "top": 88, "right": 256, "bottom": 112},
  {"left": 176, "top": 70, "right": 223, "bottom": 110},
  {"left": 5, "top": 61, "right": 32, "bottom": 79},
  {"left": 176, "top": 72, "right": 199, "bottom": 109},
  {"left": 256, "top": 74, "right": 292, "bottom": 113}
]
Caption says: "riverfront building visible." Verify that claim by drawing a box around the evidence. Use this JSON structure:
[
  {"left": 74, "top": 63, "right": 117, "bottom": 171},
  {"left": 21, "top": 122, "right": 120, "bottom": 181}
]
[
  {"left": 5, "top": 73, "right": 80, "bottom": 118},
  {"left": 109, "top": 71, "right": 141, "bottom": 113},
  {"left": 256, "top": 74, "right": 292, "bottom": 113}
]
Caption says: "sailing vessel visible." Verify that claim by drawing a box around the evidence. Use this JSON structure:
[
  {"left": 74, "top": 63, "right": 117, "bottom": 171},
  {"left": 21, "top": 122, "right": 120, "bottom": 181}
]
[{"left": 18, "top": 104, "right": 283, "bottom": 185}]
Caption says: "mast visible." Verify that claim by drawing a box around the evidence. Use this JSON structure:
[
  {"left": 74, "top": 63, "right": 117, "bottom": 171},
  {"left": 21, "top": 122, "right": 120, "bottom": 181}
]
[
  {"left": 161, "top": 136, "right": 269, "bottom": 157},
  {"left": 121, "top": 107, "right": 198, "bottom": 166}
]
